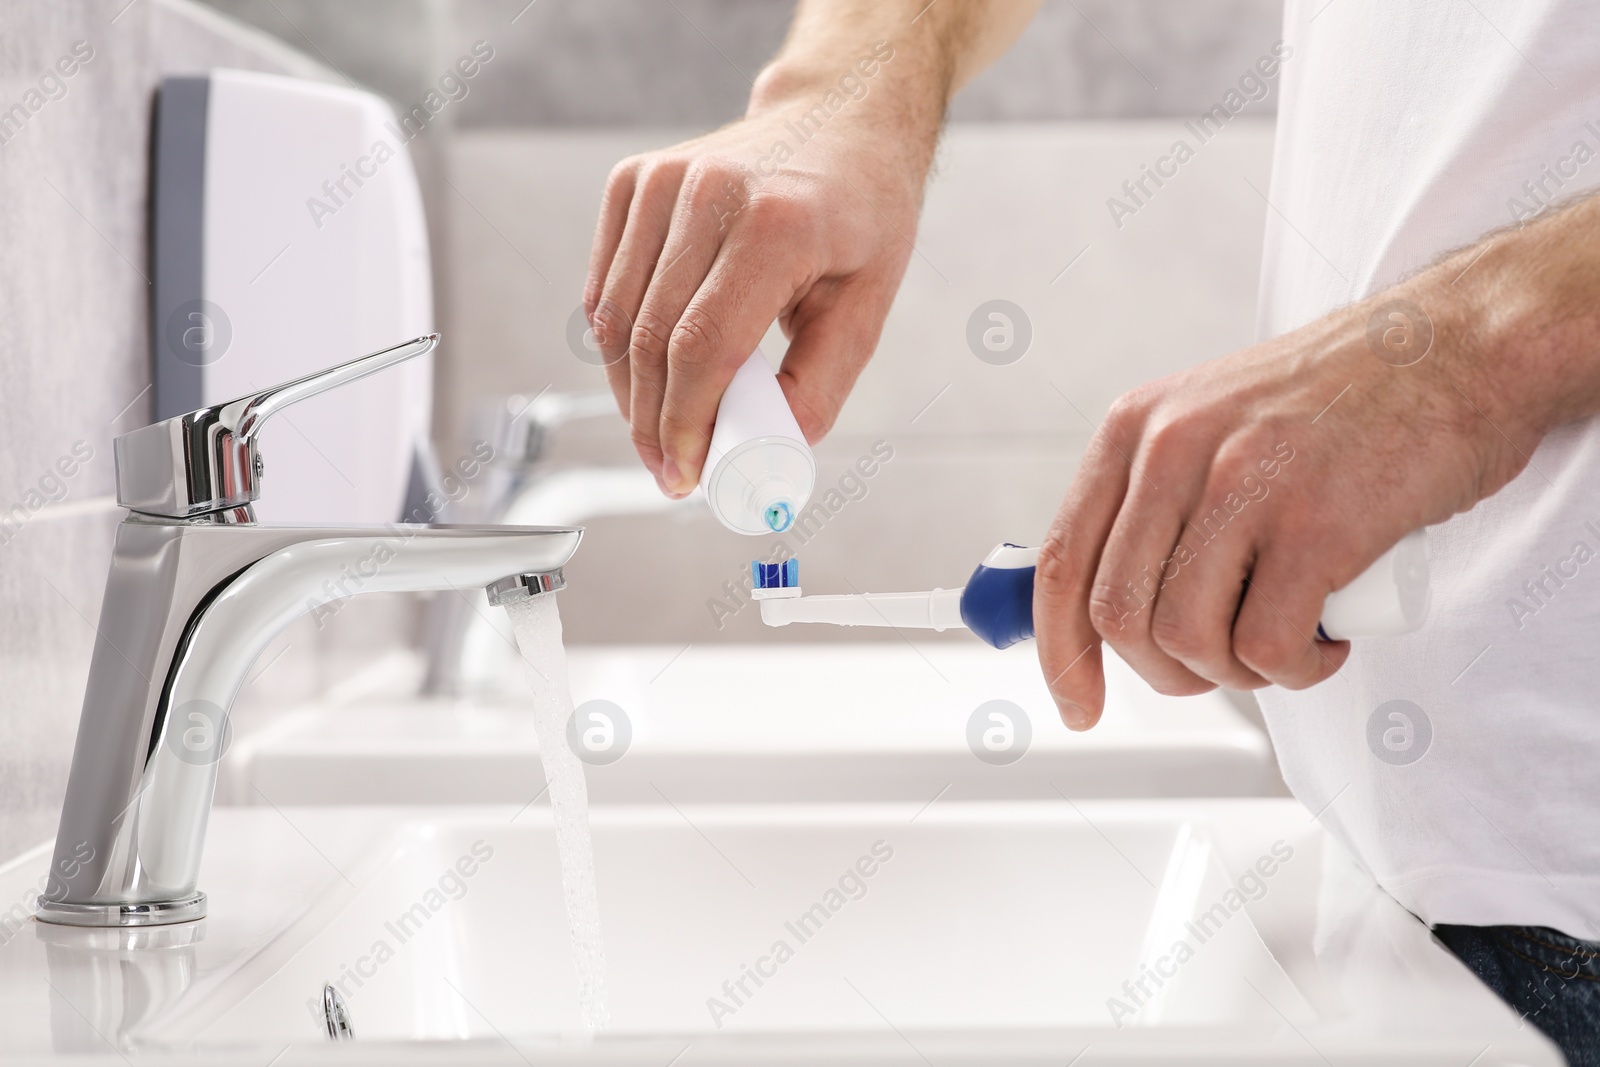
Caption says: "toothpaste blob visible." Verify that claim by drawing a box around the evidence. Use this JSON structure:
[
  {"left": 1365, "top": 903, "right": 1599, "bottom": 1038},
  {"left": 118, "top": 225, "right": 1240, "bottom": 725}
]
[{"left": 699, "top": 349, "right": 816, "bottom": 535}]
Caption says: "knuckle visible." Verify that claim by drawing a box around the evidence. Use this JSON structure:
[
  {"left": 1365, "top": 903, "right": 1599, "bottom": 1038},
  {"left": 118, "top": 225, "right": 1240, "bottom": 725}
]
[
  {"left": 608, "top": 155, "right": 643, "bottom": 183},
  {"left": 1142, "top": 414, "right": 1196, "bottom": 465},
  {"left": 784, "top": 388, "right": 834, "bottom": 442},
  {"left": 1201, "top": 444, "right": 1266, "bottom": 510},
  {"left": 1096, "top": 398, "right": 1147, "bottom": 455},
  {"left": 743, "top": 190, "right": 808, "bottom": 236},
  {"left": 658, "top": 400, "right": 696, "bottom": 436},
  {"left": 1033, "top": 533, "right": 1077, "bottom": 599},
  {"left": 1148, "top": 606, "right": 1206, "bottom": 662},
  {"left": 1218, "top": 425, "right": 1290, "bottom": 485},
  {"left": 1271, "top": 671, "right": 1321, "bottom": 692},
  {"left": 680, "top": 155, "right": 716, "bottom": 183},
  {"left": 1233, "top": 627, "right": 1303, "bottom": 683},
  {"left": 628, "top": 423, "right": 663, "bottom": 459},
  {"left": 629, "top": 314, "right": 674, "bottom": 362},
  {"left": 1086, "top": 583, "right": 1138, "bottom": 638},
  {"left": 603, "top": 156, "right": 642, "bottom": 199},
  {"left": 589, "top": 300, "right": 633, "bottom": 352},
  {"left": 1104, "top": 387, "right": 1153, "bottom": 430},
  {"left": 683, "top": 157, "right": 743, "bottom": 198},
  {"left": 635, "top": 158, "right": 687, "bottom": 203},
  {"left": 657, "top": 404, "right": 684, "bottom": 432},
  {"left": 669, "top": 307, "right": 727, "bottom": 367},
  {"left": 1212, "top": 436, "right": 1262, "bottom": 481}
]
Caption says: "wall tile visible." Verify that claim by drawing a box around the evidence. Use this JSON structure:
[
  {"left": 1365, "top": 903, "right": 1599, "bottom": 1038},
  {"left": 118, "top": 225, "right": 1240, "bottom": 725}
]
[
  {"left": 0, "top": 508, "right": 120, "bottom": 863},
  {"left": 198, "top": 0, "right": 1285, "bottom": 128},
  {"left": 951, "top": 0, "right": 1287, "bottom": 122}
]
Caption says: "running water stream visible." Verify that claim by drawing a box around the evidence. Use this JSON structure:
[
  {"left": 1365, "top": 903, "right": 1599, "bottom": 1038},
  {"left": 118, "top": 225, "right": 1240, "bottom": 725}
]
[{"left": 503, "top": 593, "right": 610, "bottom": 1033}]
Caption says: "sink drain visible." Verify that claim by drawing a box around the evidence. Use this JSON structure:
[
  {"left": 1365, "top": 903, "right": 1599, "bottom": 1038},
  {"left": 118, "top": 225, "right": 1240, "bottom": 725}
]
[{"left": 322, "top": 983, "right": 354, "bottom": 1040}]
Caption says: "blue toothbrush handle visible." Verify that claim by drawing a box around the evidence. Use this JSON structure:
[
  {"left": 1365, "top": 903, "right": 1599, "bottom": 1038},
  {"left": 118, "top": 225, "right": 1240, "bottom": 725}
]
[
  {"left": 957, "top": 529, "right": 1432, "bottom": 650},
  {"left": 959, "top": 544, "right": 1039, "bottom": 650}
]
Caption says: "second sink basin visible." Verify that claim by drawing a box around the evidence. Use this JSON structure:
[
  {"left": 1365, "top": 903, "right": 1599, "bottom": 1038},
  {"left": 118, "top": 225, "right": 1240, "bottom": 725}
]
[{"left": 222, "top": 643, "right": 1275, "bottom": 806}]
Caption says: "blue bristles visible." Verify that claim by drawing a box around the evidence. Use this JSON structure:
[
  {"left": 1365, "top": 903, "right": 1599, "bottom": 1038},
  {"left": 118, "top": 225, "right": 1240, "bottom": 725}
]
[{"left": 752, "top": 558, "right": 799, "bottom": 589}]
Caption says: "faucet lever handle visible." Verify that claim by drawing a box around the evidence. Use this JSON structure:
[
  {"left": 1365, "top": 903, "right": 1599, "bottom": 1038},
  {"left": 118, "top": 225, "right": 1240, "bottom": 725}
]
[
  {"left": 115, "top": 333, "right": 440, "bottom": 519},
  {"left": 228, "top": 333, "right": 439, "bottom": 444}
]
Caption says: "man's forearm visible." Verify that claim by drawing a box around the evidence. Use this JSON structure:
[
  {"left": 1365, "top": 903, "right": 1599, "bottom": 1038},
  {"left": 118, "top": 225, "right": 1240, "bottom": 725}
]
[
  {"left": 756, "top": 0, "right": 1038, "bottom": 100},
  {"left": 1450, "top": 193, "right": 1600, "bottom": 444},
  {"left": 1370, "top": 192, "right": 1600, "bottom": 498},
  {"left": 747, "top": 0, "right": 1039, "bottom": 179}
]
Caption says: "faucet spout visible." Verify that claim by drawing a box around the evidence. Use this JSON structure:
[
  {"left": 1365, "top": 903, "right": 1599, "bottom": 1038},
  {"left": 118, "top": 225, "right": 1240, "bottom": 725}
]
[
  {"left": 38, "top": 518, "right": 580, "bottom": 926},
  {"left": 421, "top": 390, "right": 695, "bottom": 697}
]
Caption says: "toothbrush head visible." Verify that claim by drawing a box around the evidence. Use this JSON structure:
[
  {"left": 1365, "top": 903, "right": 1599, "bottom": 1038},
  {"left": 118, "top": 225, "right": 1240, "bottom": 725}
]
[{"left": 750, "top": 558, "right": 800, "bottom": 600}]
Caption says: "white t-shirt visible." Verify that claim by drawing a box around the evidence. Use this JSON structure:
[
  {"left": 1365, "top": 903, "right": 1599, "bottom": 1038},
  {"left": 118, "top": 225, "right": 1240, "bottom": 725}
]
[{"left": 1256, "top": 0, "right": 1600, "bottom": 937}]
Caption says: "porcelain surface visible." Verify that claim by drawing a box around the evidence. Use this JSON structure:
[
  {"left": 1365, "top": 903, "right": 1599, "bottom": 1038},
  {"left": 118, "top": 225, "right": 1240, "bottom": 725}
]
[{"left": 0, "top": 800, "right": 1556, "bottom": 1064}]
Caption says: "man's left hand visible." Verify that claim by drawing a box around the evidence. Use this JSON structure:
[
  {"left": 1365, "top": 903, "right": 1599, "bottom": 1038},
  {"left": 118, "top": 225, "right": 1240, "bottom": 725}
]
[{"left": 1034, "top": 277, "right": 1541, "bottom": 729}]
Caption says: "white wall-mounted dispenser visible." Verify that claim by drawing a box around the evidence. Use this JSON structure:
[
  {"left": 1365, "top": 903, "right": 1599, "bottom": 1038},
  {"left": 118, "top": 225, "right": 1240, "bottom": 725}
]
[{"left": 151, "top": 69, "right": 434, "bottom": 523}]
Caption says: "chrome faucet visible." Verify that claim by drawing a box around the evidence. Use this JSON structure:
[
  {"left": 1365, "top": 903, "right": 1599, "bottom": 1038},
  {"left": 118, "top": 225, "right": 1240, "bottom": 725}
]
[{"left": 37, "top": 335, "right": 581, "bottom": 927}]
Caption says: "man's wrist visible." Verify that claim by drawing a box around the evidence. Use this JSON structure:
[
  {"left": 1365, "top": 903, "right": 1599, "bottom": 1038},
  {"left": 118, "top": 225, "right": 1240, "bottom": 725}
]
[
  {"left": 748, "top": 46, "right": 946, "bottom": 128},
  {"left": 744, "top": 43, "right": 947, "bottom": 190}
]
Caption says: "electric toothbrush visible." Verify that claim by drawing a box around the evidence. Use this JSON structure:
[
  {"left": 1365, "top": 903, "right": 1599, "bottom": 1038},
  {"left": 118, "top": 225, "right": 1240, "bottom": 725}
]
[{"left": 754, "top": 530, "right": 1431, "bottom": 646}]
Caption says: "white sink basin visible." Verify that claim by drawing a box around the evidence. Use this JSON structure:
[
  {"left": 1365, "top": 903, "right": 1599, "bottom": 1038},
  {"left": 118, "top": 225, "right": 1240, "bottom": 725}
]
[
  {"left": 222, "top": 644, "right": 1274, "bottom": 805},
  {"left": 0, "top": 800, "right": 1555, "bottom": 1063}
]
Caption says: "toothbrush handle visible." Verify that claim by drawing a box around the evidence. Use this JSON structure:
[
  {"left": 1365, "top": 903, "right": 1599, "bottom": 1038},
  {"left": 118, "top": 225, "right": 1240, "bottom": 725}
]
[
  {"left": 960, "top": 545, "right": 1040, "bottom": 650},
  {"left": 961, "top": 531, "right": 1432, "bottom": 650},
  {"left": 1317, "top": 529, "right": 1432, "bottom": 639}
]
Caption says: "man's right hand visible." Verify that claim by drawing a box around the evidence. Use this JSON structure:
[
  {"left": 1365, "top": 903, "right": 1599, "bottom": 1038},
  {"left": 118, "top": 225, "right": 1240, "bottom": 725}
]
[
  {"left": 584, "top": 68, "right": 923, "bottom": 497},
  {"left": 581, "top": 0, "right": 1039, "bottom": 497}
]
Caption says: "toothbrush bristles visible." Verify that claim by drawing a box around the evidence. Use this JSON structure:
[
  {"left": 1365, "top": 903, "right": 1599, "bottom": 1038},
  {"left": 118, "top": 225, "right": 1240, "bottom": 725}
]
[{"left": 752, "top": 558, "right": 800, "bottom": 589}]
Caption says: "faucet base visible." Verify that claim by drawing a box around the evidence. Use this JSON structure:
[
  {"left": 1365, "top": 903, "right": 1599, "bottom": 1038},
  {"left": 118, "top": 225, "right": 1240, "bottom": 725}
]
[{"left": 35, "top": 891, "right": 207, "bottom": 928}]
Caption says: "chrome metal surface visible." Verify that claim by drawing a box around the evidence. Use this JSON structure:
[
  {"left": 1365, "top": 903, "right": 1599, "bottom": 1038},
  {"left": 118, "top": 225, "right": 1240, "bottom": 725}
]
[
  {"left": 35, "top": 910, "right": 205, "bottom": 1050},
  {"left": 484, "top": 567, "right": 566, "bottom": 607},
  {"left": 38, "top": 519, "right": 581, "bottom": 926},
  {"left": 36, "top": 892, "right": 207, "bottom": 928},
  {"left": 114, "top": 334, "right": 438, "bottom": 518},
  {"left": 491, "top": 390, "right": 617, "bottom": 465},
  {"left": 44, "top": 339, "right": 584, "bottom": 927},
  {"left": 323, "top": 983, "right": 355, "bottom": 1040}
]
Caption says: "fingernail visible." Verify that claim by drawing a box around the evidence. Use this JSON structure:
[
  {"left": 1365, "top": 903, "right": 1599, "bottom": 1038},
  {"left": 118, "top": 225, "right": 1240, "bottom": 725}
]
[
  {"left": 1060, "top": 702, "right": 1092, "bottom": 731},
  {"left": 662, "top": 456, "right": 684, "bottom": 492}
]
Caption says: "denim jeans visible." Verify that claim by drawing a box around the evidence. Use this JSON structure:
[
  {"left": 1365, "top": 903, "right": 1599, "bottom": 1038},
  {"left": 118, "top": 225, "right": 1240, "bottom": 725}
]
[{"left": 1434, "top": 923, "right": 1600, "bottom": 1066}]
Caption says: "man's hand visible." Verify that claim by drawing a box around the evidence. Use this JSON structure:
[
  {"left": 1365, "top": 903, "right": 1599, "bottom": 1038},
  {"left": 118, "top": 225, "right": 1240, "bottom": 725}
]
[
  {"left": 582, "top": 0, "right": 1039, "bottom": 497},
  {"left": 585, "top": 80, "right": 922, "bottom": 497},
  {"left": 1035, "top": 196, "right": 1600, "bottom": 728}
]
